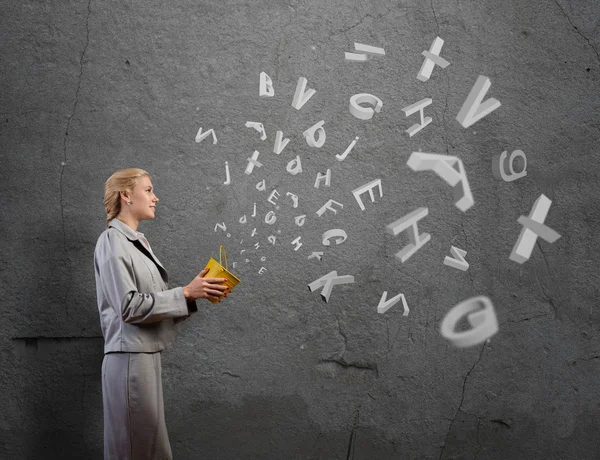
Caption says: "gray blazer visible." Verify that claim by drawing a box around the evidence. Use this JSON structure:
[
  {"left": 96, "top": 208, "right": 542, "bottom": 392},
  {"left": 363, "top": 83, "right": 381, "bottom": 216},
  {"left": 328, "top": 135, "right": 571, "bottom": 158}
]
[{"left": 94, "top": 218, "right": 198, "bottom": 354}]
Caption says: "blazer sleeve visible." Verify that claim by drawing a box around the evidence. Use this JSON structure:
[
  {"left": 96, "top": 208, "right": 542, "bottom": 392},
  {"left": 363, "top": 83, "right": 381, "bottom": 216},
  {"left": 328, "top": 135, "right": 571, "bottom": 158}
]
[
  {"left": 99, "top": 253, "right": 190, "bottom": 324},
  {"left": 174, "top": 299, "right": 199, "bottom": 325}
]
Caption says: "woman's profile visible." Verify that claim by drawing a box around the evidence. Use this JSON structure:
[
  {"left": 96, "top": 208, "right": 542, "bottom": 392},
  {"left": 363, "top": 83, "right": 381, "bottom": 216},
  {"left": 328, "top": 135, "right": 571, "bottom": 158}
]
[{"left": 94, "top": 168, "right": 230, "bottom": 459}]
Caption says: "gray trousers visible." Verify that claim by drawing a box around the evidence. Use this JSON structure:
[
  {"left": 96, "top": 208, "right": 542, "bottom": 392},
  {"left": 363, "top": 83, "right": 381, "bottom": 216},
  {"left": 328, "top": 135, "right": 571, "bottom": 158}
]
[{"left": 102, "top": 352, "right": 173, "bottom": 460}]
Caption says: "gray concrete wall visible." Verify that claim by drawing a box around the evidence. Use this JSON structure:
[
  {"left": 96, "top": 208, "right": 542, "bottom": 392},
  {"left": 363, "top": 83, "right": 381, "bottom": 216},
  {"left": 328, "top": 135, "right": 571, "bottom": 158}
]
[{"left": 1, "top": 0, "right": 599, "bottom": 458}]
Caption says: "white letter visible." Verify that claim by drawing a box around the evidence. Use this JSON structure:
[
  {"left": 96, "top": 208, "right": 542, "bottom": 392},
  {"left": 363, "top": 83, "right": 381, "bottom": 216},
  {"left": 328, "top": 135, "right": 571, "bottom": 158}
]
[
  {"left": 401, "top": 98, "right": 433, "bottom": 137},
  {"left": 291, "top": 77, "right": 316, "bottom": 110},
  {"left": 223, "top": 161, "right": 231, "bottom": 185},
  {"left": 345, "top": 42, "right": 385, "bottom": 61},
  {"left": 265, "top": 211, "right": 277, "bottom": 225},
  {"left": 407, "top": 152, "right": 474, "bottom": 212},
  {"left": 377, "top": 292, "right": 409, "bottom": 316},
  {"left": 286, "top": 155, "right": 303, "bottom": 175},
  {"left": 291, "top": 236, "right": 302, "bottom": 251},
  {"left": 267, "top": 189, "right": 280, "bottom": 205},
  {"left": 314, "top": 169, "right": 331, "bottom": 188},
  {"left": 509, "top": 194, "right": 561, "bottom": 264},
  {"left": 337, "top": 136, "right": 359, "bottom": 161},
  {"left": 273, "top": 130, "right": 290, "bottom": 155},
  {"left": 322, "top": 229, "right": 347, "bottom": 246},
  {"left": 195, "top": 127, "right": 218, "bottom": 144},
  {"left": 440, "top": 296, "right": 498, "bottom": 347},
  {"left": 286, "top": 192, "right": 299, "bottom": 208},
  {"left": 303, "top": 120, "right": 326, "bottom": 148},
  {"left": 245, "top": 150, "right": 263, "bottom": 175},
  {"left": 349, "top": 93, "right": 383, "bottom": 120},
  {"left": 386, "top": 207, "right": 431, "bottom": 263},
  {"left": 443, "top": 246, "right": 469, "bottom": 271},
  {"left": 417, "top": 36, "right": 450, "bottom": 82},
  {"left": 316, "top": 199, "right": 343, "bottom": 217},
  {"left": 259, "top": 71, "right": 274, "bottom": 97},
  {"left": 492, "top": 149, "right": 527, "bottom": 182},
  {"left": 245, "top": 121, "right": 267, "bottom": 140},
  {"left": 456, "top": 75, "right": 501, "bottom": 128},
  {"left": 352, "top": 179, "right": 383, "bottom": 211},
  {"left": 308, "top": 270, "right": 355, "bottom": 303}
]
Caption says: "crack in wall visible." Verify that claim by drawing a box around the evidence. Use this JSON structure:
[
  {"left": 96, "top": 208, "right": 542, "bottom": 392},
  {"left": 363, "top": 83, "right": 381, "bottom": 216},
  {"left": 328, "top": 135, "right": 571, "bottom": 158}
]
[
  {"left": 439, "top": 341, "right": 487, "bottom": 459},
  {"left": 533, "top": 240, "right": 581, "bottom": 331},
  {"left": 61, "top": 0, "right": 92, "bottom": 317},
  {"left": 431, "top": 0, "right": 452, "bottom": 158},
  {"left": 221, "top": 371, "right": 241, "bottom": 378},
  {"left": 318, "top": 357, "right": 379, "bottom": 377},
  {"left": 384, "top": 317, "right": 404, "bottom": 359},
  {"left": 460, "top": 215, "right": 475, "bottom": 287},
  {"left": 474, "top": 419, "right": 482, "bottom": 459},
  {"left": 346, "top": 409, "right": 360, "bottom": 460},
  {"left": 329, "top": 8, "right": 393, "bottom": 40},
  {"left": 490, "top": 419, "right": 511, "bottom": 428},
  {"left": 336, "top": 317, "right": 348, "bottom": 357},
  {"left": 553, "top": 0, "right": 600, "bottom": 65},
  {"left": 430, "top": 0, "right": 440, "bottom": 34},
  {"left": 500, "top": 312, "right": 550, "bottom": 326},
  {"left": 273, "top": 15, "right": 295, "bottom": 82},
  {"left": 443, "top": 74, "right": 450, "bottom": 154}
]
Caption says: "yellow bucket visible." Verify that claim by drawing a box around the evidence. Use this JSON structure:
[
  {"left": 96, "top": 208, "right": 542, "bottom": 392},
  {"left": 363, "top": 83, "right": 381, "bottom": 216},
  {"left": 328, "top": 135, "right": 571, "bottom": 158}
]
[{"left": 203, "top": 245, "right": 241, "bottom": 304}]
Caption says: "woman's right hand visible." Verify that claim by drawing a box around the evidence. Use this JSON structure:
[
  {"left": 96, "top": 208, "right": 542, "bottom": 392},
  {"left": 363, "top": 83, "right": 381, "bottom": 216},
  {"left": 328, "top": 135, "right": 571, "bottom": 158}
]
[{"left": 184, "top": 268, "right": 230, "bottom": 302}]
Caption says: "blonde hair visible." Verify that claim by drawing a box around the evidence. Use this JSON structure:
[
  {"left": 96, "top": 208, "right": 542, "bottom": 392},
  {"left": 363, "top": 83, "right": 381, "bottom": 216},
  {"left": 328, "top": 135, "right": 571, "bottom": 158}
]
[{"left": 103, "top": 168, "right": 150, "bottom": 228}]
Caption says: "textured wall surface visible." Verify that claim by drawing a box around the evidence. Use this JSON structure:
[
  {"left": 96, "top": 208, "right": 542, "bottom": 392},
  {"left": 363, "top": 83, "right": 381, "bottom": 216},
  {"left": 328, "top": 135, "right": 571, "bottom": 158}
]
[{"left": 1, "top": 0, "right": 600, "bottom": 458}]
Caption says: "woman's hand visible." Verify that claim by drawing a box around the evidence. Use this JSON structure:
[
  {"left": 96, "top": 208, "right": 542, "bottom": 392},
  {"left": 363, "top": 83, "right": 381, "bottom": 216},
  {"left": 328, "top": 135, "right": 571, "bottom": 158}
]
[{"left": 184, "top": 267, "right": 230, "bottom": 303}]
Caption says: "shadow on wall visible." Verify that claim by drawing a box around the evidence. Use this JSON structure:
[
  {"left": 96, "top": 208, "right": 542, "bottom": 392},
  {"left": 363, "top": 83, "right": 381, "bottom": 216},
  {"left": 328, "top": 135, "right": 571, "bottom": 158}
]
[{"left": 12, "top": 336, "right": 104, "bottom": 460}]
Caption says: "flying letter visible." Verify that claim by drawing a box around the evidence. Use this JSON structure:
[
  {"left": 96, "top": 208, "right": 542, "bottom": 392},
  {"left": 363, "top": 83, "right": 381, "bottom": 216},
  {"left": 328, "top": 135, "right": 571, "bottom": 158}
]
[
  {"left": 407, "top": 152, "right": 474, "bottom": 212},
  {"left": 259, "top": 71, "right": 274, "bottom": 97},
  {"left": 456, "top": 75, "right": 501, "bottom": 128}
]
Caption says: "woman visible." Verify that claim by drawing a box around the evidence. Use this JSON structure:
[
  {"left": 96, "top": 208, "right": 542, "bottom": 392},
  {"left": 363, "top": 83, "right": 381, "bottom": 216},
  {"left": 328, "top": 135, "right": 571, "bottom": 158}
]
[{"left": 94, "top": 168, "right": 230, "bottom": 459}]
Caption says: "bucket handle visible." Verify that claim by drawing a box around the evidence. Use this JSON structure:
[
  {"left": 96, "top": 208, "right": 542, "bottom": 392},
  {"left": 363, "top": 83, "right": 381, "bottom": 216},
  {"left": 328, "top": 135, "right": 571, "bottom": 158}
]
[{"left": 219, "top": 245, "right": 228, "bottom": 271}]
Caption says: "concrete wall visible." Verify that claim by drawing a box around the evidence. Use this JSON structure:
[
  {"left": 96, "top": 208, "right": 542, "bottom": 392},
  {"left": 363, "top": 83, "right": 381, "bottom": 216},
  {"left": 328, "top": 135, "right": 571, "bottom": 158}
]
[{"left": 1, "top": 0, "right": 599, "bottom": 458}]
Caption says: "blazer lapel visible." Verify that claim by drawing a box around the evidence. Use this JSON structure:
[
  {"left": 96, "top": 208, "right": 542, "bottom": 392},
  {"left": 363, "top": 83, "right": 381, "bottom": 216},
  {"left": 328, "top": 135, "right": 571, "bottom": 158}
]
[
  {"left": 134, "top": 239, "right": 168, "bottom": 279},
  {"left": 109, "top": 219, "right": 169, "bottom": 283}
]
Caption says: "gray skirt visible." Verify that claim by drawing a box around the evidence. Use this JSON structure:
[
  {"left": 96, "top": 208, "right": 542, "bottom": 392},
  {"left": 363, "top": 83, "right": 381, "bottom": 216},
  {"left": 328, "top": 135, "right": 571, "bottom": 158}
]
[{"left": 102, "top": 352, "right": 172, "bottom": 460}]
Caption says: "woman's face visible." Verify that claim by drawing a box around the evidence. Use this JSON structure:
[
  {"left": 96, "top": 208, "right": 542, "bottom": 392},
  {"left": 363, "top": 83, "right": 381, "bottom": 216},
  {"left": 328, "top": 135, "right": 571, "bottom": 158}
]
[{"left": 131, "top": 176, "right": 159, "bottom": 219}]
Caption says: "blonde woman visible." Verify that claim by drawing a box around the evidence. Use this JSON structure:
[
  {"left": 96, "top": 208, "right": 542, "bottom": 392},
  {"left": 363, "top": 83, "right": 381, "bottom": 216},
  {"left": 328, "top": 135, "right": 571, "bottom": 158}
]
[{"left": 94, "top": 168, "right": 230, "bottom": 459}]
